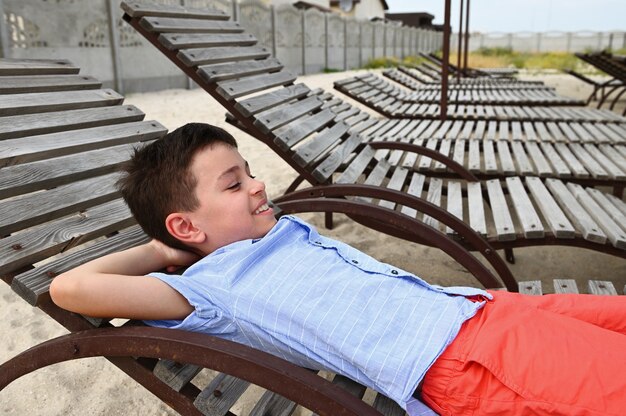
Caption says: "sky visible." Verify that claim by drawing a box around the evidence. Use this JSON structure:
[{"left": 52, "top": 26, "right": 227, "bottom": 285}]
[{"left": 385, "top": 0, "right": 626, "bottom": 33}]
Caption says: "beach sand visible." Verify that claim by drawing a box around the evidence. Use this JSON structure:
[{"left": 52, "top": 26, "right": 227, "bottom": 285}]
[{"left": 1, "top": 70, "right": 625, "bottom": 415}]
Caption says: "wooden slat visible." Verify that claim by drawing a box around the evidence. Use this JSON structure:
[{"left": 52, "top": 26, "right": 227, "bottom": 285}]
[
  {"left": 445, "top": 181, "right": 463, "bottom": 234},
  {"left": 485, "top": 179, "right": 516, "bottom": 241},
  {"left": 178, "top": 45, "right": 271, "bottom": 66},
  {"left": 467, "top": 139, "right": 480, "bottom": 172},
  {"left": 583, "top": 144, "right": 626, "bottom": 179},
  {"left": 11, "top": 225, "right": 148, "bottom": 305},
  {"left": 518, "top": 280, "right": 543, "bottom": 295},
  {"left": 235, "top": 83, "right": 310, "bottom": 117},
  {"left": 1, "top": 199, "right": 133, "bottom": 279},
  {"left": 0, "top": 172, "right": 121, "bottom": 235},
  {"left": 568, "top": 143, "right": 608, "bottom": 179},
  {"left": 159, "top": 32, "right": 255, "bottom": 50},
  {"left": 0, "top": 121, "right": 166, "bottom": 167},
  {"left": 255, "top": 95, "right": 323, "bottom": 133},
  {"left": 510, "top": 142, "right": 534, "bottom": 175},
  {"left": 372, "top": 394, "right": 406, "bottom": 416},
  {"left": 539, "top": 142, "right": 570, "bottom": 178},
  {"left": 0, "top": 142, "right": 144, "bottom": 199},
  {"left": 553, "top": 279, "right": 579, "bottom": 294},
  {"left": 525, "top": 142, "right": 552, "bottom": 176},
  {"left": 0, "top": 89, "right": 124, "bottom": 116},
  {"left": 496, "top": 141, "right": 515, "bottom": 174},
  {"left": 400, "top": 173, "right": 426, "bottom": 218},
  {"left": 337, "top": 146, "right": 376, "bottom": 184},
  {"left": 249, "top": 390, "right": 297, "bottom": 416},
  {"left": 217, "top": 71, "right": 297, "bottom": 100},
  {"left": 552, "top": 143, "right": 589, "bottom": 178},
  {"left": 0, "top": 74, "right": 101, "bottom": 94},
  {"left": 505, "top": 177, "right": 544, "bottom": 238},
  {"left": 121, "top": 1, "right": 230, "bottom": 19},
  {"left": 545, "top": 179, "right": 606, "bottom": 243},
  {"left": 422, "top": 178, "right": 443, "bottom": 230},
  {"left": 467, "top": 181, "right": 487, "bottom": 235},
  {"left": 588, "top": 281, "right": 618, "bottom": 295},
  {"left": 525, "top": 177, "right": 575, "bottom": 239},
  {"left": 273, "top": 109, "right": 336, "bottom": 150},
  {"left": 193, "top": 373, "right": 250, "bottom": 416},
  {"left": 0, "top": 58, "right": 79, "bottom": 75},
  {"left": 0, "top": 105, "right": 145, "bottom": 140},
  {"left": 566, "top": 184, "right": 624, "bottom": 247},
  {"left": 312, "top": 134, "right": 361, "bottom": 182},
  {"left": 293, "top": 122, "right": 350, "bottom": 167},
  {"left": 140, "top": 17, "right": 241, "bottom": 34},
  {"left": 483, "top": 140, "right": 498, "bottom": 174},
  {"left": 153, "top": 360, "right": 202, "bottom": 392}
]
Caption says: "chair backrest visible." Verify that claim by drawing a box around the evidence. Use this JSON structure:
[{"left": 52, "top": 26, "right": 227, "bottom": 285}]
[{"left": 0, "top": 58, "right": 165, "bottom": 305}]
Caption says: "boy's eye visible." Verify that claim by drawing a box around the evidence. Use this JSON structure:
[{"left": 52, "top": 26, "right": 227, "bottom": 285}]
[{"left": 227, "top": 182, "right": 241, "bottom": 190}]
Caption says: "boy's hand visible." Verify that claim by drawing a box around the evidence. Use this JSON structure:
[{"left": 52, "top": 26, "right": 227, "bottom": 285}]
[{"left": 148, "top": 239, "right": 202, "bottom": 272}]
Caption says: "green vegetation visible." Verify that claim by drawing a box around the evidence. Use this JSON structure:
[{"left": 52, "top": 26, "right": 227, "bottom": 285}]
[
  {"left": 361, "top": 47, "right": 623, "bottom": 73},
  {"left": 362, "top": 55, "right": 428, "bottom": 69}
]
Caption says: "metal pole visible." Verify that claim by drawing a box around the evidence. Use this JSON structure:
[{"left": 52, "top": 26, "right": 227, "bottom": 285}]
[
  {"left": 301, "top": 9, "right": 306, "bottom": 75},
  {"left": 463, "top": 0, "right": 470, "bottom": 72},
  {"left": 441, "top": 0, "right": 451, "bottom": 120},
  {"left": 457, "top": 0, "right": 464, "bottom": 81}
]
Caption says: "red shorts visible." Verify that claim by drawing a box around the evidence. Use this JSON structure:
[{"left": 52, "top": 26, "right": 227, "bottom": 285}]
[{"left": 421, "top": 291, "right": 626, "bottom": 416}]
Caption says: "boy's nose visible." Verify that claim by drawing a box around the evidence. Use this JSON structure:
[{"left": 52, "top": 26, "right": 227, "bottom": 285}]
[{"left": 250, "top": 178, "right": 266, "bottom": 194}]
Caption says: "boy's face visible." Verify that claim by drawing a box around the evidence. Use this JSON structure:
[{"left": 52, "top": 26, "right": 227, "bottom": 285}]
[{"left": 185, "top": 144, "right": 277, "bottom": 253}]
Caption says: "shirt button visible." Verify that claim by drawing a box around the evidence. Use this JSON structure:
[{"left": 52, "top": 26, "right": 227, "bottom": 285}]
[
  {"left": 351, "top": 260, "right": 359, "bottom": 264},
  {"left": 315, "top": 240, "right": 322, "bottom": 245},
  {"left": 391, "top": 270, "right": 398, "bottom": 275}
]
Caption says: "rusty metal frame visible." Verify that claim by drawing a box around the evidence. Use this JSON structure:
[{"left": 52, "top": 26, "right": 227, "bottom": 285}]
[{"left": 0, "top": 326, "right": 383, "bottom": 416}]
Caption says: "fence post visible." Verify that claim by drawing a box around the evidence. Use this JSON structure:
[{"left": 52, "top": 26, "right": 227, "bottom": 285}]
[
  {"left": 536, "top": 32, "right": 541, "bottom": 52},
  {"left": 566, "top": 32, "right": 572, "bottom": 52},
  {"left": 343, "top": 18, "right": 347, "bottom": 70},
  {"left": 381, "top": 23, "right": 386, "bottom": 57},
  {"left": 608, "top": 32, "right": 613, "bottom": 51},
  {"left": 597, "top": 31, "right": 602, "bottom": 50},
  {"left": 271, "top": 5, "right": 277, "bottom": 58},
  {"left": 623, "top": 32, "right": 626, "bottom": 49},
  {"left": 106, "top": 0, "right": 124, "bottom": 93},
  {"left": 358, "top": 20, "right": 363, "bottom": 67},
  {"left": 0, "top": 0, "right": 10, "bottom": 59},
  {"left": 324, "top": 13, "right": 328, "bottom": 69},
  {"left": 372, "top": 24, "right": 376, "bottom": 59},
  {"left": 301, "top": 9, "right": 306, "bottom": 75},
  {"left": 232, "top": 0, "right": 239, "bottom": 22}
]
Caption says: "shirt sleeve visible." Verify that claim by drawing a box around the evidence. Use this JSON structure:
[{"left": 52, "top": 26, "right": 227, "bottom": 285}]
[{"left": 143, "top": 272, "right": 235, "bottom": 335}]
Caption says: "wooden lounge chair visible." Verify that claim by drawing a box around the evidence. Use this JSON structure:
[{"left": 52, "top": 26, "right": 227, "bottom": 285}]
[
  {"left": 1, "top": 57, "right": 623, "bottom": 414},
  {"left": 334, "top": 73, "right": 596, "bottom": 117},
  {"left": 121, "top": 1, "right": 626, "bottom": 281},
  {"left": 1, "top": 57, "right": 509, "bottom": 415},
  {"left": 566, "top": 51, "right": 626, "bottom": 114}
]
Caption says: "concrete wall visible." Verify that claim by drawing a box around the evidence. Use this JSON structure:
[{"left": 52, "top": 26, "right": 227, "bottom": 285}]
[
  {"left": 452, "top": 30, "right": 626, "bottom": 53},
  {"left": 0, "top": 0, "right": 440, "bottom": 94}
]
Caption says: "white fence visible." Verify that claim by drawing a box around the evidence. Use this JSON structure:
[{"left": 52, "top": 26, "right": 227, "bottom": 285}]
[
  {"left": 452, "top": 31, "right": 626, "bottom": 53},
  {"left": 0, "top": 0, "right": 442, "bottom": 93}
]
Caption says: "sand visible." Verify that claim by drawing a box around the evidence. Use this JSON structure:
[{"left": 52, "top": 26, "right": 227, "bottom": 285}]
[{"left": 1, "top": 69, "right": 625, "bottom": 415}]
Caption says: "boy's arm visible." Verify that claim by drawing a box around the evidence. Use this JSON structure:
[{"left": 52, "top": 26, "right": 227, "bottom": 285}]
[{"left": 50, "top": 241, "right": 201, "bottom": 320}]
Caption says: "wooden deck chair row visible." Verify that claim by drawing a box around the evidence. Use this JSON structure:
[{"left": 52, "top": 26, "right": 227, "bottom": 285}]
[
  {"left": 255, "top": 89, "right": 626, "bottom": 197},
  {"left": 334, "top": 73, "right": 626, "bottom": 121},
  {"left": 398, "top": 63, "right": 526, "bottom": 86},
  {"left": 336, "top": 72, "right": 586, "bottom": 107},
  {"left": 566, "top": 51, "right": 626, "bottom": 114},
  {"left": 1, "top": 58, "right": 528, "bottom": 416},
  {"left": 384, "top": 68, "right": 555, "bottom": 91},
  {"left": 122, "top": 2, "right": 626, "bottom": 279},
  {"left": 417, "top": 52, "right": 520, "bottom": 80}
]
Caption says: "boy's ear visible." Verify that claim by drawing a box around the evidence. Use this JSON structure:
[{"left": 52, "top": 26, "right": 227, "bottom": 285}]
[{"left": 165, "top": 213, "right": 206, "bottom": 245}]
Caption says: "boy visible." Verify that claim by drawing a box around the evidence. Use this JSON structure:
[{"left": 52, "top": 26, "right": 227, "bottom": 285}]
[{"left": 51, "top": 123, "right": 626, "bottom": 416}]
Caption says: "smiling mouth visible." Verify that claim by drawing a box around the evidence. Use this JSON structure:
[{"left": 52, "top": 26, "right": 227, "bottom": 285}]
[{"left": 254, "top": 203, "right": 270, "bottom": 215}]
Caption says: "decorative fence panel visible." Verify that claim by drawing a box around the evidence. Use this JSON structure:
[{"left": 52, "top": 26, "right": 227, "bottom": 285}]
[{"left": 0, "top": 0, "right": 441, "bottom": 93}]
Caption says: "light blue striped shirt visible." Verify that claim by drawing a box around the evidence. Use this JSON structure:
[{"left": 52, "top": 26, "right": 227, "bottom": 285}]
[{"left": 146, "top": 215, "right": 491, "bottom": 414}]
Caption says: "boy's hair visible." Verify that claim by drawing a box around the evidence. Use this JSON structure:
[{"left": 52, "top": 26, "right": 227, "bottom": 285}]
[{"left": 117, "top": 123, "right": 237, "bottom": 250}]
